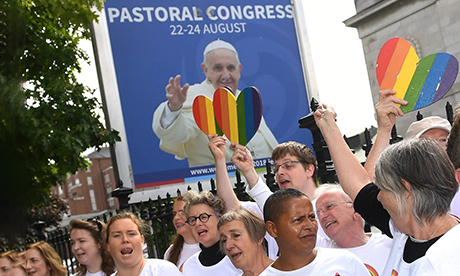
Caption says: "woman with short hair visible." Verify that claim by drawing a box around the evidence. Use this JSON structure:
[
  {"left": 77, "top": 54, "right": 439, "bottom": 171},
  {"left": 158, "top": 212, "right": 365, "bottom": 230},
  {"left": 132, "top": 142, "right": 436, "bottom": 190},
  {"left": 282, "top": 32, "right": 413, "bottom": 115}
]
[
  {"left": 218, "top": 208, "right": 273, "bottom": 276},
  {"left": 315, "top": 104, "right": 460, "bottom": 275},
  {"left": 181, "top": 190, "right": 242, "bottom": 275}
]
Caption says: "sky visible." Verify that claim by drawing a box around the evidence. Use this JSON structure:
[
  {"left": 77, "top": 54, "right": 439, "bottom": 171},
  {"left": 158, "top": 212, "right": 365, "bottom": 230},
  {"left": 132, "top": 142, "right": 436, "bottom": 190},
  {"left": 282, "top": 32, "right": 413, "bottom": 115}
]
[{"left": 77, "top": 0, "right": 377, "bottom": 138}]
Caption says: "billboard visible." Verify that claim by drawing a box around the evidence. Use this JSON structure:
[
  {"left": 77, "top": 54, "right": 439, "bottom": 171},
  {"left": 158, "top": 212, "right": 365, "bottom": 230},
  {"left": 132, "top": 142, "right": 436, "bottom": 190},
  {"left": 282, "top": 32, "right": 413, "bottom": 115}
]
[{"left": 93, "top": 0, "right": 313, "bottom": 190}]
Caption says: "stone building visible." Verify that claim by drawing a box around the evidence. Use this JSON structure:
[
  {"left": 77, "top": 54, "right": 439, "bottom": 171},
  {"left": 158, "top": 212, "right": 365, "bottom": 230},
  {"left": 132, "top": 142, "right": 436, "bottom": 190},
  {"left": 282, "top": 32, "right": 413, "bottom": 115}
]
[{"left": 345, "top": 0, "right": 460, "bottom": 134}]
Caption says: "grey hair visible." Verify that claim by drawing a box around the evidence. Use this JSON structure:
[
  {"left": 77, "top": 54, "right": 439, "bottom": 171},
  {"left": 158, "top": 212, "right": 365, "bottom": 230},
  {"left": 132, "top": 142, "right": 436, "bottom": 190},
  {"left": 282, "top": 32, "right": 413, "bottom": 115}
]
[
  {"left": 217, "top": 208, "right": 266, "bottom": 244},
  {"left": 315, "top": 183, "right": 351, "bottom": 201},
  {"left": 315, "top": 183, "right": 363, "bottom": 227},
  {"left": 374, "top": 138, "right": 458, "bottom": 226},
  {"left": 183, "top": 190, "right": 226, "bottom": 218}
]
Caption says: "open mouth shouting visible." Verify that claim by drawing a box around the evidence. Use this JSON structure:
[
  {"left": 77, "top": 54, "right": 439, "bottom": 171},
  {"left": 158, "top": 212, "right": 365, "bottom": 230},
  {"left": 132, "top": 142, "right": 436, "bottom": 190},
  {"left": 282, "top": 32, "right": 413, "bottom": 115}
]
[
  {"left": 121, "top": 247, "right": 134, "bottom": 257},
  {"left": 175, "top": 222, "right": 186, "bottom": 229},
  {"left": 279, "top": 179, "right": 291, "bottom": 188}
]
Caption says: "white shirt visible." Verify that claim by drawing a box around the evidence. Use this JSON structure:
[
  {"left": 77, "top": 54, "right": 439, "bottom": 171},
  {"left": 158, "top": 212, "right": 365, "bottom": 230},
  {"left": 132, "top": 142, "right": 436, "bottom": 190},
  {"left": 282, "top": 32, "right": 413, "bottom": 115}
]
[
  {"left": 383, "top": 220, "right": 460, "bottom": 275},
  {"left": 182, "top": 252, "right": 242, "bottom": 276},
  {"left": 109, "top": 259, "right": 181, "bottom": 276},
  {"left": 344, "top": 233, "right": 392, "bottom": 276},
  {"left": 163, "top": 242, "right": 200, "bottom": 271},
  {"left": 259, "top": 247, "right": 370, "bottom": 276}
]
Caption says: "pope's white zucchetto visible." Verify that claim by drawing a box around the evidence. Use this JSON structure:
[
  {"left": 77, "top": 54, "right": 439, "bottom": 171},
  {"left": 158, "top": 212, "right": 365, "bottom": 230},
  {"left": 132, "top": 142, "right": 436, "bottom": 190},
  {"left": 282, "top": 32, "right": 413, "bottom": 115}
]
[{"left": 203, "top": 39, "right": 238, "bottom": 57}]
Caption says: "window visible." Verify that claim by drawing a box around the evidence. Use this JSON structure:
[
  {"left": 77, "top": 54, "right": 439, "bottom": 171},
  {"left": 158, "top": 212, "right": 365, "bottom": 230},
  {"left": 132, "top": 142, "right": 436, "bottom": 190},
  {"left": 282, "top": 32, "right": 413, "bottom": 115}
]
[
  {"left": 104, "top": 173, "right": 110, "bottom": 183},
  {"left": 87, "top": 176, "right": 93, "bottom": 186},
  {"left": 89, "top": 190, "right": 97, "bottom": 211}
]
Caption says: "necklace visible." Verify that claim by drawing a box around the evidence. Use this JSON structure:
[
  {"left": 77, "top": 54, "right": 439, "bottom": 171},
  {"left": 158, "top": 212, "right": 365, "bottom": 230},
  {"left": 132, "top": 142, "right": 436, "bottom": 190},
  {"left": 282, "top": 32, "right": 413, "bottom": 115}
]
[{"left": 409, "top": 223, "right": 442, "bottom": 243}]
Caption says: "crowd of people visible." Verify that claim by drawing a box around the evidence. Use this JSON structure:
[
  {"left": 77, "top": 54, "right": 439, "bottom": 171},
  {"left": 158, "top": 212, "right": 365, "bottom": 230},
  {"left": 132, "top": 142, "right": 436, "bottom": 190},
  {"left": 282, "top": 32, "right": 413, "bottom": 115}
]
[{"left": 3, "top": 38, "right": 460, "bottom": 276}]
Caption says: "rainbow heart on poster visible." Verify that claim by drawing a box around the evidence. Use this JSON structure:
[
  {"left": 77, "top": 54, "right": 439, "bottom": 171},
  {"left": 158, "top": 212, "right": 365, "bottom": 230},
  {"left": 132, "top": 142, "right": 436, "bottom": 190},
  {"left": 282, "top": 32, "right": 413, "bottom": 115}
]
[
  {"left": 192, "top": 94, "right": 223, "bottom": 136},
  {"left": 376, "top": 37, "right": 459, "bottom": 113},
  {"left": 192, "top": 86, "right": 263, "bottom": 145},
  {"left": 213, "top": 86, "right": 263, "bottom": 145}
]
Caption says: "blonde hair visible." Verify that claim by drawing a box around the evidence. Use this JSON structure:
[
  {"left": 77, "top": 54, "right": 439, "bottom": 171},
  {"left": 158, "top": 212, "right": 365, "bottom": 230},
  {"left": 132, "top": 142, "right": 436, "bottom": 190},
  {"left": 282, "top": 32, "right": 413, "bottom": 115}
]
[{"left": 26, "top": 241, "right": 67, "bottom": 276}]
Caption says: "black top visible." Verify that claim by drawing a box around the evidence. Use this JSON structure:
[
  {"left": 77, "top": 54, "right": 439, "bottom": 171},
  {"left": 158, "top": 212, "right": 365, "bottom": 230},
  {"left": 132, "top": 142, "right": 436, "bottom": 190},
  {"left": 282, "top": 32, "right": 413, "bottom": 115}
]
[
  {"left": 354, "top": 183, "right": 443, "bottom": 263},
  {"left": 198, "top": 241, "right": 226, "bottom": 266}
]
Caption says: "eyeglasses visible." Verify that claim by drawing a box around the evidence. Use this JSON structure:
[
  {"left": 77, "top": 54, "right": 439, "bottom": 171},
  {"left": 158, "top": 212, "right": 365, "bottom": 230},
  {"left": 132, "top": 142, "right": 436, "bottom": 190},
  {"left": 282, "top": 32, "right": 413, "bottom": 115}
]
[
  {"left": 316, "top": 202, "right": 352, "bottom": 216},
  {"left": 186, "top": 213, "right": 213, "bottom": 226},
  {"left": 273, "top": 160, "right": 304, "bottom": 174}
]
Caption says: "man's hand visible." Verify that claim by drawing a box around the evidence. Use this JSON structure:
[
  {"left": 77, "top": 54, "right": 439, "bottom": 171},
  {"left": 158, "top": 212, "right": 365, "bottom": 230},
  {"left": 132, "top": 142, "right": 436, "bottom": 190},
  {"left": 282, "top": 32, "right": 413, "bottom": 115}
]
[{"left": 165, "top": 75, "right": 189, "bottom": 111}]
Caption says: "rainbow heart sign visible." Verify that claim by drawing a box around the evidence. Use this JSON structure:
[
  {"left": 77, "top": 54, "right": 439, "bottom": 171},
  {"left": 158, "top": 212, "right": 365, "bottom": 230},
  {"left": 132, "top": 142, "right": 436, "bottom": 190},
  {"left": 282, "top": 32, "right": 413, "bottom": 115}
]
[
  {"left": 376, "top": 37, "right": 459, "bottom": 113},
  {"left": 192, "top": 86, "right": 263, "bottom": 145},
  {"left": 192, "top": 94, "right": 223, "bottom": 136}
]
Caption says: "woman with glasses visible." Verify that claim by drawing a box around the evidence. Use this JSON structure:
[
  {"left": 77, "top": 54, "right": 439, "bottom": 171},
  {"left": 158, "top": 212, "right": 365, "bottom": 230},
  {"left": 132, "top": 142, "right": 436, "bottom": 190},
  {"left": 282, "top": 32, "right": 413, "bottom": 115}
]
[
  {"left": 181, "top": 190, "right": 242, "bottom": 275},
  {"left": 163, "top": 196, "right": 200, "bottom": 271},
  {"left": 70, "top": 219, "right": 115, "bottom": 276}
]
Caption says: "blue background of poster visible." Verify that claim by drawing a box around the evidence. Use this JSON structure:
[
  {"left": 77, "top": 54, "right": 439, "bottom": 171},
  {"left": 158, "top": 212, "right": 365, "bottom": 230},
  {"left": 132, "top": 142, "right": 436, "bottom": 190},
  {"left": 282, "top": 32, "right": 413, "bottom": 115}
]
[{"left": 103, "top": 0, "right": 313, "bottom": 188}]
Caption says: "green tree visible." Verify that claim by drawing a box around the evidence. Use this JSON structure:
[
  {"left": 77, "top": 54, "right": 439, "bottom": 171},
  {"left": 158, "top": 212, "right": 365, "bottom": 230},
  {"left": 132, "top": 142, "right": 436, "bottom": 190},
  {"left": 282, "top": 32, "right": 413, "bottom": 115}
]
[{"left": 0, "top": 0, "right": 120, "bottom": 241}]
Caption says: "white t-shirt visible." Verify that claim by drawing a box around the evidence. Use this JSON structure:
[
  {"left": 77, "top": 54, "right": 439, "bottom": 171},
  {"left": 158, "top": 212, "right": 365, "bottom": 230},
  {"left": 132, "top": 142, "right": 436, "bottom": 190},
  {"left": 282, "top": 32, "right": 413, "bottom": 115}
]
[
  {"left": 383, "top": 220, "right": 460, "bottom": 275},
  {"left": 163, "top": 242, "right": 200, "bottom": 271},
  {"left": 109, "top": 259, "right": 181, "bottom": 276},
  {"left": 344, "top": 233, "right": 392, "bottom": 276},
  {"left": 72, "top": 271, "right": 106, "bottom": 276},
  {"left": 246, "top": 177, "right": 330, "bottom": 241},
  {"left": 182, "top": 252, "right": 242, "bottom": 276},
  {"left": 450, "top": 189, "right": 460, "bottom": 218},
  {"left": 259, "top": 247, "right": 370, "bottom": 276}
]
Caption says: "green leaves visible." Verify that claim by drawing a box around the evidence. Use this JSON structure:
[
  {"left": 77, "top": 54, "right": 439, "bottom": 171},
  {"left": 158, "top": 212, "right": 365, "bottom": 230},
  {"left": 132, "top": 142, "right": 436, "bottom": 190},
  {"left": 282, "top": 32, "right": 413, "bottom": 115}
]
[{"left": 0, "top": 0, "right": 120, "bottom": 240}]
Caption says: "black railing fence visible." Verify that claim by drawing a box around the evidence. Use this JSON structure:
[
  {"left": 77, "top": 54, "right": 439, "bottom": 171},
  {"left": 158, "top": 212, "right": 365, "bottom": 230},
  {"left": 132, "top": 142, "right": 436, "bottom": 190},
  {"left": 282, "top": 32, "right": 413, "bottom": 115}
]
[{"left": 0, "top": 99, "right": 454, "bottom": 276}]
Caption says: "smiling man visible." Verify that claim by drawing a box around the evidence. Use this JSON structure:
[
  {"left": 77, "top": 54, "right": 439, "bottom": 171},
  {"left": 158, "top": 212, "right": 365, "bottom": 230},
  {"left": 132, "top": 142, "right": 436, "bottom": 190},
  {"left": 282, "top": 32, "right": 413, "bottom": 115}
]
[
  {"left": 315, "top": 184, "right": 392, "bottom": 276},
  {"left": 259, "top": 188, "right": 369, "bottom": 275}
]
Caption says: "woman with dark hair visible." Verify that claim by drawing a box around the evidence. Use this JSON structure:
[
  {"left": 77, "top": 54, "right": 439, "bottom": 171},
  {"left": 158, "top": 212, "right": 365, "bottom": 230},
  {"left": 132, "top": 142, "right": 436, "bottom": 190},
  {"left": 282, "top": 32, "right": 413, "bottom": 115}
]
[
  {"left": 315, "top": 104, "right": 460, "bottom": 275},
  {"left": 181, "top": 190, "right": 242, "bottom": 276},
  {"left": 70, "top": 219, "right": 115, "bottom": 276},
  {"left": 163, "top": 196, "right": 199, "bottom": 271},
  {"left": 106, "top": 211, "right": 181, "bottom": 276},
  {"left": 25, "top": 241, "right": 67, "bottom": 276}
]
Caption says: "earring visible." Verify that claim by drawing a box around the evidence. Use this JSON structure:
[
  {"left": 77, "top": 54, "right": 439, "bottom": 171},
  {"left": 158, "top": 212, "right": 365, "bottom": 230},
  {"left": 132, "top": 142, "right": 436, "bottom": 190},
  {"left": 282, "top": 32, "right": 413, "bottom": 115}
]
[{"left": 206, "top": 77, "right": 212, "bottom": 84}]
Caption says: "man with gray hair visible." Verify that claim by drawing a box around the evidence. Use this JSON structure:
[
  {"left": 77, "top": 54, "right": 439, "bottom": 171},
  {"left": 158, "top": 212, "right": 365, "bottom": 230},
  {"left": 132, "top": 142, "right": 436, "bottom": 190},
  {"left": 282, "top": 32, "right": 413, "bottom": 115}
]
[
  {"left": 152, "top": 39, "right": 278, "bottom": 167},
  {"left": 315, "top": 184, "right": 392, "bottom": 275}
]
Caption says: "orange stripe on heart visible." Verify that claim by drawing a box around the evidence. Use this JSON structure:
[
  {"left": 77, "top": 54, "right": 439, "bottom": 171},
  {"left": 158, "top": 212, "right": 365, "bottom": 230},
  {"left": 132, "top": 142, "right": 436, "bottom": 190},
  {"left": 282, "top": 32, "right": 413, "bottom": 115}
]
[
  {"left": 192, "top": 87, "right": 263, "bottom": 145},
  {"left": 376, "top": 37, "right": 458, "bottom": 113}
]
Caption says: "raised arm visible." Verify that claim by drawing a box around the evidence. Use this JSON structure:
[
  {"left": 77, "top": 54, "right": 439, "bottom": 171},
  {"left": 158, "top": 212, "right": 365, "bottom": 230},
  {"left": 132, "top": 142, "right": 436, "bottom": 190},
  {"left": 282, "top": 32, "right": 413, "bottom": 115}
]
[
  {"left": 314, "top": 104, "right": 372, "bottom": 201},
  {"left": 207, "top": 134, "right": 241, "bottom": 210},
  {"left": 364, "top": 90, "right": 406, "bottom": 179},
  {"left": 230, "top": 143, "right": 259, "bottom": 188}
]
